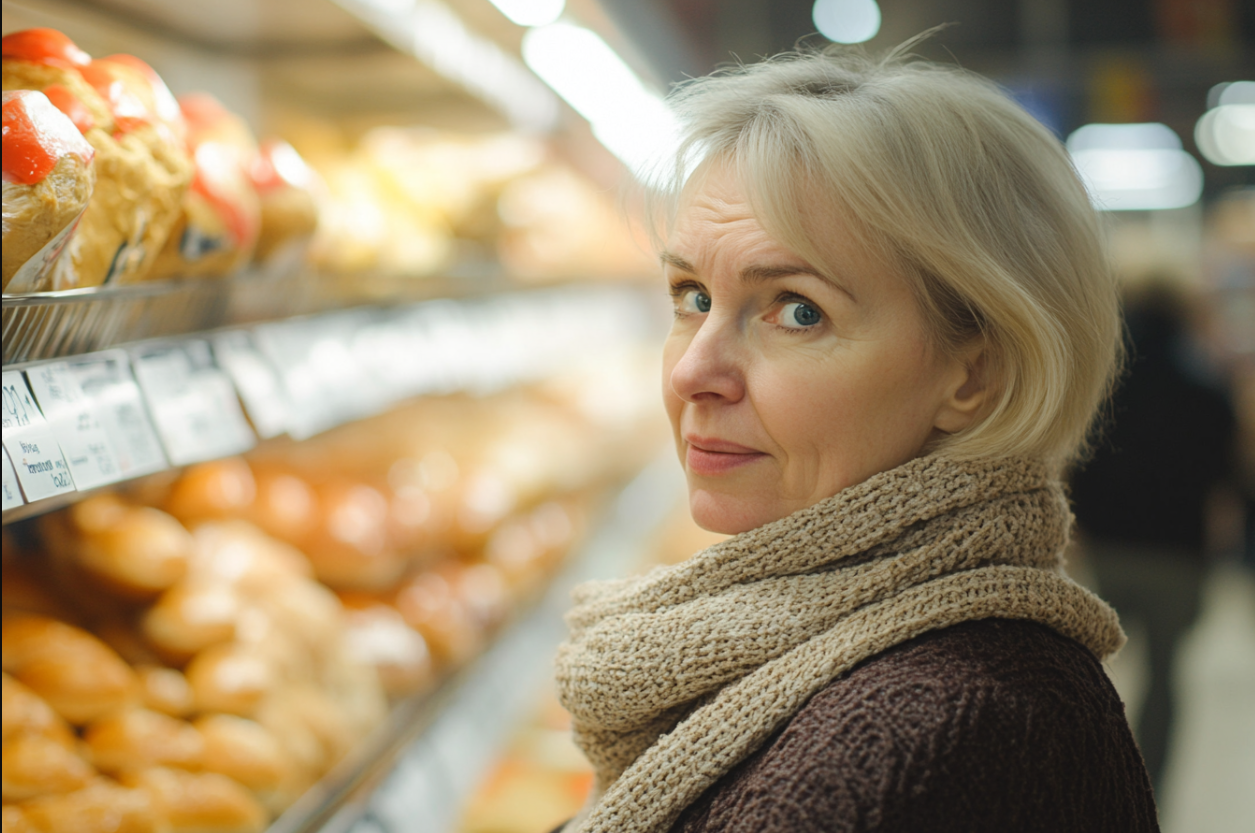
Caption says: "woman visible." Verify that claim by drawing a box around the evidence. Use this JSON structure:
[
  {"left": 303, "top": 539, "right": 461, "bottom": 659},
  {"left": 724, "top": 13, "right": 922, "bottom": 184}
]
[{"left": 554, "top": 41, "right": 1158, "bottom": 833}]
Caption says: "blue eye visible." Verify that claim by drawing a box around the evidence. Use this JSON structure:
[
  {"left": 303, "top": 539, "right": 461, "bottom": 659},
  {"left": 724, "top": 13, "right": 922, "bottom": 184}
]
[
  {"left": 678, "top": 289, "right": 711, "bottom": 314},
  {"left": 781, "top": 301, "right": 821, "bottom": 327}
]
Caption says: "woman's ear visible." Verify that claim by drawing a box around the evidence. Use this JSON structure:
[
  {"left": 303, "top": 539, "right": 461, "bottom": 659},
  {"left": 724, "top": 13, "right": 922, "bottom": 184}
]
[{"left": 933, "top": 348, "right": 989, "bottom": 435}]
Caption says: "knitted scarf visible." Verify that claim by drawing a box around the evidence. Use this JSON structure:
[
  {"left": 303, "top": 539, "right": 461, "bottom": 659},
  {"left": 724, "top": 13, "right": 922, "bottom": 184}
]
[{"left": 554, "top": 455, "right": 1124, "bottom": 833}]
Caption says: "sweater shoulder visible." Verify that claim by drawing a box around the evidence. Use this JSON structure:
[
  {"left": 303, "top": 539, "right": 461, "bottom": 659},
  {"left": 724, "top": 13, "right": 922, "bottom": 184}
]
[{"left": 671, "top": 618, "right": 1158, "bottom": 833}]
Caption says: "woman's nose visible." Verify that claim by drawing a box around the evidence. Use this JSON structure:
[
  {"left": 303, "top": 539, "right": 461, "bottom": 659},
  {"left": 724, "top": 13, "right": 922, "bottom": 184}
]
[{"left": 668, "top": 314, "right": 746, "bottom": 404}]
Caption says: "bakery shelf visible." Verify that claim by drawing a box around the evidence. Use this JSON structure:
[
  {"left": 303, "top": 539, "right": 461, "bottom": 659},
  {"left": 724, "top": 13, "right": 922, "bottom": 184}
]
[
  {"left": 261, "top": 451, "right": 681, "bottom": 833},
  {"left": 1, "top": 266, "right": 511, "bottom": 367}
]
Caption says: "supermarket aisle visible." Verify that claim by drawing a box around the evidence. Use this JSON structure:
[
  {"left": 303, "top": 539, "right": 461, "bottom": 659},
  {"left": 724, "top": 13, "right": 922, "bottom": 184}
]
[
  {"left": 1106, "top": 561, "right": 1255, "bottom": 831},
  {"left": 1155, "top": 563, "right": 1255, "bottom": 833}
]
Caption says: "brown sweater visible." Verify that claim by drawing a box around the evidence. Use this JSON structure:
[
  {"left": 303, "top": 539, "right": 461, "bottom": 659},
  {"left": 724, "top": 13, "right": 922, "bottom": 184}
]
[{"left": 661, "top": 618, "right": 1158, "bottom": 833}]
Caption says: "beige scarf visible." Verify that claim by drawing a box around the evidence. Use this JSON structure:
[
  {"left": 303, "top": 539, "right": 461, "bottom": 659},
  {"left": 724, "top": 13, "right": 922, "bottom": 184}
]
[{"left": 555, "top": 455, "right": 1124, "bottom": 833}]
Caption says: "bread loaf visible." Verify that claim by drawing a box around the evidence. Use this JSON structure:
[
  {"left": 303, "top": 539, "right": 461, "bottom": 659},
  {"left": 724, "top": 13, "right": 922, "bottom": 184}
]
[
  {"left": 195, "top": 714, "right": 294, "bottom": 812},
  {"left": 185, "top": 644, "right": 273, "bottom": 717},
  {"left": 1, "top": 89, "right": 95, "bottom": 293},
  {"left": 147, "top": 93, "right": 260, "bottom": 280},
  {"left": 1, "top": 30, "right": 193, "bottom": 288}
]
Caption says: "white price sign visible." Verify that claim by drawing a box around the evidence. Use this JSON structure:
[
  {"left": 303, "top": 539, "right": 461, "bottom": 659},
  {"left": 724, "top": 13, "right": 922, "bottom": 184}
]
[
  {"left": 130, "top": 342, "right": 256, "bottom": 466},
  {"left": 0, "top": 371, "right": 75, "bottom": 501},
  {"left": 1, "top": 448, "right": 23, "bottom": 511},
  {"left": 211, "top": 331, "right": 290, "bottom": 439},
  {"left": 25, "top": 362, "right": 123, "bottom": 491},
  {"left": 69, "top": 351, "right": 167, "bottom": 479}
]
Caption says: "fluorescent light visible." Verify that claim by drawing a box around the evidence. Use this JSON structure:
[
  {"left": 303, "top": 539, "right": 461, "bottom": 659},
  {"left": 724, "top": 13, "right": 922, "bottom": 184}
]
[
  {"left": 1196, "top": 82, "right": 1255, "bottom": 167},
  {"left": 523, "top": 22, "right": 679, "bottom": 179},
  {"left": 1196, "top": 106, "right": 1255, "bottom": 166},
  {"left": 1066, "top": 123, "right": 1203, "bottom": 211},
  {"left": 812, "top": 0, "right": 881, "bottom": 44},
  {"left": 333, "top": 0, "right": 559, "bottom": 132},
  {"left": 488, "top": 0, "right": 565, "bottom": 27}
]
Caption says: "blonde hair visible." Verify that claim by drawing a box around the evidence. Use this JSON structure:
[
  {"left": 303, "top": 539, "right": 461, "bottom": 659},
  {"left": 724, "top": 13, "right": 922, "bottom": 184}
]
[{"left": 648, "top": 40, "right": 1122, "bottom": 472}]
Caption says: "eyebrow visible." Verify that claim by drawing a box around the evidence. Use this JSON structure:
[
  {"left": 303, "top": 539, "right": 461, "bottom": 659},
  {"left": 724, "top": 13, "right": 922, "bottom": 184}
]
[{"left": 660, "top": 251, "right": 855, "bottom": 301}]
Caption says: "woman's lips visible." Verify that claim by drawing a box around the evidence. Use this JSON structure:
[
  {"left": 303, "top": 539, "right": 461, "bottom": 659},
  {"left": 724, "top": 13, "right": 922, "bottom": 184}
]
[{"left": 684, "top": 436, "right": 767, "bottom": 476}]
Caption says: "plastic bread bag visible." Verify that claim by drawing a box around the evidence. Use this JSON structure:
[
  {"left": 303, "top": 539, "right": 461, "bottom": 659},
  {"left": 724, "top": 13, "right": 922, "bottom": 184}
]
[
  {"left": 2, "top": 89, "right": 96, "bottom": 293},
  {"left": 2, "top": 29, "right": 193, "bottom": 288},
  {"left": 249, "top": 138, "right": 321, "bottom": 273},
  {"left": 147, "top": 93, "right": 261, "bottom": 280}
]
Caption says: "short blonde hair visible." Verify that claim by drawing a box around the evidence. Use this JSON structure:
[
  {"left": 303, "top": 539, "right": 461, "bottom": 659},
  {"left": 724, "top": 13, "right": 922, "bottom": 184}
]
[{"left": 648, "top": 42, "right": 1122, "bottom": 473}]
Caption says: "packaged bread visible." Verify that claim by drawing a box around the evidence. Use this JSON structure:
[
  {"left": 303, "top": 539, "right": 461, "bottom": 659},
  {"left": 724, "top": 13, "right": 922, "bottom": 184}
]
[
  {"left": 2, "top": 30, "right": 193, "bottom": 287},
  {"left": 147, "top": 93, "right": 260, "bottom": 280},
  {"left": 2, "top": 89, "right": 95, "bottom": 293},
  {"left": 249, "top": 138, "right": 319, "bottom": 270}
]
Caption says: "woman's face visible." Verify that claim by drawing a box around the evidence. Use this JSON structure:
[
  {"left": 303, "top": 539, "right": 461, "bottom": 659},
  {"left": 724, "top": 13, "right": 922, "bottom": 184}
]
[{"left": 662, "top": 167, "right": 979, "bottom": 534}]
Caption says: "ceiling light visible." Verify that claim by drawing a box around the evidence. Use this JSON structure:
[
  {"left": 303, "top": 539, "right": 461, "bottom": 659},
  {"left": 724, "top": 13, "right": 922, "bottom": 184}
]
[
  {"left": 1066, "top": 123, "right": 1203, "bottom": 211},
  {"left": 487, "top": 0, "right": 565, "bottom": 28},
  {"left": 522, "top": 22, "right": 678, "bottom": 179},
  {"left": 812, "top": 0, "right": 882, "bottom": 44},
  {"left": 1196, "top": 82, "right": 1255, "bottom": 167}
]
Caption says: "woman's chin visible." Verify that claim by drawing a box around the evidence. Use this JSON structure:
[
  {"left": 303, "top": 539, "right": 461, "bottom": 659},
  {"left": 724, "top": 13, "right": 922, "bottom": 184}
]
[{"left": 687, "top": 488, "right": 781, "bottom": 535}]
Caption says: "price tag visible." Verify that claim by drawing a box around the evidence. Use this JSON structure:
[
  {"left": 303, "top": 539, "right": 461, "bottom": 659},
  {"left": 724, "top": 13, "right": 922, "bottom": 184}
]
[
  {"left": 25, "top": 362, "right": 123, "bottom": 491},
  {"left": 253, "top": 321, "right": 338, "bottom": 441},
  {"left": 211, "top": 331, "right": 290, "bottom": 439},
  {"left": 69, "top": 351, "right": 167, "bottom": 479},
  {"left": 1, "top": 448, "right": 23, "bottom": 511},
  {"left": 0, "top": 371, "right": 75, "bottom": 502},
  {"left": 131, "top": 342, "right": 255, "bottom": 466}
]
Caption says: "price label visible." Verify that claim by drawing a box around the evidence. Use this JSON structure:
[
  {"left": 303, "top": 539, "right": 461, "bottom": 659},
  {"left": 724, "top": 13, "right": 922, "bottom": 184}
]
[
  {"left": 69, "top": 351, "right": 167, "bottom": 479},
  {"left": 212, "top": 331, "right": 290, "bottom": 439},
  {"left": 1, "top": 448, "right": 23, "bottom": 511},
  {"left": 0, "top": 371, "right": 75, "bottom": 501},
  {"left": 131, "top": 343, "right": 255, "bottom": 466},
  {"left": 25, "top": 362, "right": 123, "bottom": 491}
]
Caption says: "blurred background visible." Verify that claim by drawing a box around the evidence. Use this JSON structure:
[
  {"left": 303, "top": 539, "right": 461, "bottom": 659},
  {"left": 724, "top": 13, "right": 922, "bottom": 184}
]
[{"left": 1, "top": 2, "right": 1251, "bottom": 833}]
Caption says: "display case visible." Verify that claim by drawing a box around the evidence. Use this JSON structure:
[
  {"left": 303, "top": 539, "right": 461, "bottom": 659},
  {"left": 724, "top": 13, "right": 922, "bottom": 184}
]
[{"left": 2, "top": 2, "right": 671, "bottom": 831}]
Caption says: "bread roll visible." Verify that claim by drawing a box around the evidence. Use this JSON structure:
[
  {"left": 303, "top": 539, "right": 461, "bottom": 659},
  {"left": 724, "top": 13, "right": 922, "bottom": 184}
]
[
  {"left": 243, "top": 467, "right": 315, "bottom": 544},
  {"left": 1, "top": 805, "right": 36, "bottom": 833},
  {"left": 2, "top": 672, "right": 75, "bottom": 747},
  {"left": 303, "top": 480, "right": 407, "bottom": 591},
  {"left": 194, "top": 714, "right": 292, "bottom": 811},
  {"left": 1, "top": 734, "right": 95, "bottom": 802},
  {"left": 140, "top": 582, "right": 240, "bottom": 661},
  {"left": 185, "top": 644, "right": 273, "bottom": 717},
  {"left": 1, "top": 89, "right": 95, "bottom": 293},
  {"left": 163, "top": 460, "right": 256, "bottom": 529},
  {"left": 119, "top": 768, "right": 266, "bottom": 833},
  {"left": 147, "top": 93, "right": 260, "bottom": 280},
  {"left": 20, "top": 780, "right": 162, "bottom": 833},
  {"left": 336, "top": 594, "right": 433, "bottom": 697},
  {"left": 393, "top": 571, "right": 482, "bottom": 667},
  {"left": 84, "top": 708, "right": 204, "bottom": 775},
  {"left": 135, "top": 666, "right": 195, "bottom": 719},
  {"left": 70, "top": 500, "right": 193, "bottom": 599},
  {"left": 2, "top": 615, "right": 139, "bottom": 725}
]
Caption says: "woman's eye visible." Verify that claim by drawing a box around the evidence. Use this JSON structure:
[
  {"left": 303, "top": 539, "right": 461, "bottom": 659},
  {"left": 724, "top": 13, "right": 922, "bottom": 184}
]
[
  {"left": 780, "top": 301, "right": 822, "bottom": 328},
  {"left": 677, "top": 289, "right": 711, "bottom": 314}
]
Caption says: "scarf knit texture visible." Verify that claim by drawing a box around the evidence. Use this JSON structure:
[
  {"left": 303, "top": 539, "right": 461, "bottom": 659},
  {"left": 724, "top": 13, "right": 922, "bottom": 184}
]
[{"left": 554, "top": 455, "right": 1125, "bottom": 833}]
